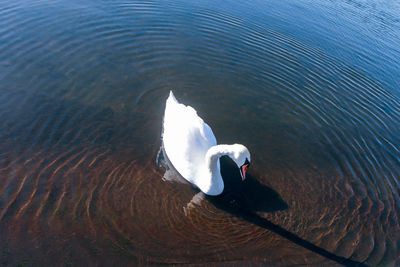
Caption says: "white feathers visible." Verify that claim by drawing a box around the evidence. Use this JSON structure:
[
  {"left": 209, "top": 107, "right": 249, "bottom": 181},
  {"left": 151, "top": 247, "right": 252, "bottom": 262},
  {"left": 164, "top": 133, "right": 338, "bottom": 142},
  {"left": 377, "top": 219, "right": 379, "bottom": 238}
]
[{"left": 162, "top": 91, "right": 251, "bottom": 196}]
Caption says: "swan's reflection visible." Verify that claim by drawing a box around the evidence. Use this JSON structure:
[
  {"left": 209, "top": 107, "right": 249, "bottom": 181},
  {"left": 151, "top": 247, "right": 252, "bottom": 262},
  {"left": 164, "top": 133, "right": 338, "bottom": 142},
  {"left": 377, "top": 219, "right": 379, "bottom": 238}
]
[{"left": 184, "top": 192, "right": 204, "bottom": 216}]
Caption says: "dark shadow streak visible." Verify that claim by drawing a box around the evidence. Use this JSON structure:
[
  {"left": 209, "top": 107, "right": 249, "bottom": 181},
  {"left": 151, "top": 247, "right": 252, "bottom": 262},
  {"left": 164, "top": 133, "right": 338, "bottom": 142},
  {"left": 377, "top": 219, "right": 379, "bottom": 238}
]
[
  {"left": 210, "top": 156, "right": 369, "bottom": 267},
  {"left": 158, "top": 151, "right": 369, "bottom": 267},
  {"left": 210, "top": 196, "right": 368, "bottom": 267}
]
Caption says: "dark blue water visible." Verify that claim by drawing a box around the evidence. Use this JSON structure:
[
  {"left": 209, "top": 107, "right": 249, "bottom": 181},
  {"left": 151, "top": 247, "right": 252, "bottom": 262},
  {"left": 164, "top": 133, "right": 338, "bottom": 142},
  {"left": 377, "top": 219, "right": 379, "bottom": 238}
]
[{"left": 0, "top": 0, "right": 399, "bottom": 265}]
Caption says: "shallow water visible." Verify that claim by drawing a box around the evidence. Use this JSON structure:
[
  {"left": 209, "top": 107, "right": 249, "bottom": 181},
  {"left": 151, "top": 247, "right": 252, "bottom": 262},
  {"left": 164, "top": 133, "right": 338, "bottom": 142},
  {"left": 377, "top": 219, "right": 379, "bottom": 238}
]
[{"left": 1, "top": 0, "right": 400, "bottom": 265}]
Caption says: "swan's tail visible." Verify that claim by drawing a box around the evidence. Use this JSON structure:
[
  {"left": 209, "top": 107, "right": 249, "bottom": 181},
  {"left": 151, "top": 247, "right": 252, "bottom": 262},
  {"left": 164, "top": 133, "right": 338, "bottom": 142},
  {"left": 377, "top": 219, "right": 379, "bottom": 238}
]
[{"left": 167, "top": 90, "right": 178, "bottom": 103}]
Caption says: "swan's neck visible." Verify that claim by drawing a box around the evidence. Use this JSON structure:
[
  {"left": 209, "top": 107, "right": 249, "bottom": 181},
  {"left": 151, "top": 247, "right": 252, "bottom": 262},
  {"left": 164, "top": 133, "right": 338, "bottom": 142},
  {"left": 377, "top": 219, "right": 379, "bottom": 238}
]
[{"left": 203, "top": 145, "right": 237, "bottom": 195}]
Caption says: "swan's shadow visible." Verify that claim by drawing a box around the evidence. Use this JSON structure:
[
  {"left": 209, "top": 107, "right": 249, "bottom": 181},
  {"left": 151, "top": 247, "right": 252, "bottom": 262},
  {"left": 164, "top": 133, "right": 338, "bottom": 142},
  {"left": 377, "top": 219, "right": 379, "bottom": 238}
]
[
  {"left": 157, "top": 147, "right": 287, "bottom": 213},
  {"left": 208, "top": 155, "right": 288, "bottom": 213},
  {"left": 182, "top": 160, "right": 288, "bottom": 216},
  {"left": 157, "top": 148, "right": 368, "bottom": 267}
]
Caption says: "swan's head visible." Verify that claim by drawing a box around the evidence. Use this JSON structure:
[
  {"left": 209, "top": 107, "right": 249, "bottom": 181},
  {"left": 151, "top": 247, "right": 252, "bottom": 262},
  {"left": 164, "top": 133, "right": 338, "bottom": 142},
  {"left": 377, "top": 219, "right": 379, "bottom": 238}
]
[{"left": 230, "top": 144, "right": 251, "bottom": 181}]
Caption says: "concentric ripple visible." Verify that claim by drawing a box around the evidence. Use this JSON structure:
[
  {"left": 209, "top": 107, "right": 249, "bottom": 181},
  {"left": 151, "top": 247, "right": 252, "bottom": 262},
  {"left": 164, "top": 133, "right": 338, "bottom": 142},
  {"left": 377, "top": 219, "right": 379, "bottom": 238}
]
[{"left": 1, "top": 0, "right": 400, "bottom": 266}]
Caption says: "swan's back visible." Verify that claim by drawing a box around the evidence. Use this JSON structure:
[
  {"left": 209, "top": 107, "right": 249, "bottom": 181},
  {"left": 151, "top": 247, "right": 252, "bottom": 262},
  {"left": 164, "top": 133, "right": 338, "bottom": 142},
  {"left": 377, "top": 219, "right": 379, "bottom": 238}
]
[{"left": 162, "top": 91, "right": 216, "bottom": 183}]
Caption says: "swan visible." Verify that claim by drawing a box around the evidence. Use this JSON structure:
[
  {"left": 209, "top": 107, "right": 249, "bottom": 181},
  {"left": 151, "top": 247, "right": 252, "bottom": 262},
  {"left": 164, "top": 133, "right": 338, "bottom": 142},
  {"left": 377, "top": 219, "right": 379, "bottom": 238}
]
[{"left": 162, "top": 91, "right": 251, "bottom": 196}]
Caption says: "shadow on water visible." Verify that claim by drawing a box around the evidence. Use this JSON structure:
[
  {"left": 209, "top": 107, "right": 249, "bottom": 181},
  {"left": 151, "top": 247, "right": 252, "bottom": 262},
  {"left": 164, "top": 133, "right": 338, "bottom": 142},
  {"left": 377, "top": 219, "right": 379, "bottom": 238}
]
[
  {"left": 160, "top": 153, "right": 369, "bottom": 267},
  {"left": 209, "top": 196, "right": 369, "bottom": 267},
  {"left": 208, "top": 156, "right": 369, "bottom": 267},
  {"left": 216, "top": 156, "right": 289, "bottom": 213}
]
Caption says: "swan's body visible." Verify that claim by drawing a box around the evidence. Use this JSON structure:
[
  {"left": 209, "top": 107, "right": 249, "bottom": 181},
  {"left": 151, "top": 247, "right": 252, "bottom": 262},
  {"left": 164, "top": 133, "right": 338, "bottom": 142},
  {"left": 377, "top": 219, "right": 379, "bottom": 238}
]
[{"left": 162, "top": 91, "right": 250, "bottom": 196}]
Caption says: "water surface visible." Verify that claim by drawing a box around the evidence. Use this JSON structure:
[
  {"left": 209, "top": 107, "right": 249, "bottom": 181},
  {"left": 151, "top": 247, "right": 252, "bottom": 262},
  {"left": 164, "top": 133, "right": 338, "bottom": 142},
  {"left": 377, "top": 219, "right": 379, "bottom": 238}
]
[{"left": 1, "top": 0, "right": 400, "bottom": 265}]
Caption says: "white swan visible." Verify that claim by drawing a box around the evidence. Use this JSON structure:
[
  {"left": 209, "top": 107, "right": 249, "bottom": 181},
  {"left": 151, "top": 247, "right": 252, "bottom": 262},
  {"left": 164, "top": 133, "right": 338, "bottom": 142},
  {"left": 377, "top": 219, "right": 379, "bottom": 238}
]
[{"left": 162, "top": 91, "right": 251, "bottom": 196}]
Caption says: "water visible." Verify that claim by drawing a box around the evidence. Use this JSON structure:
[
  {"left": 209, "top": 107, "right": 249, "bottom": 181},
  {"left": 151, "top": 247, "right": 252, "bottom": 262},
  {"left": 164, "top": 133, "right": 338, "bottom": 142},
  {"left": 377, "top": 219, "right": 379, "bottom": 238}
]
[{"left": 1, "top": 0, "right": 399, "bottom": 265}]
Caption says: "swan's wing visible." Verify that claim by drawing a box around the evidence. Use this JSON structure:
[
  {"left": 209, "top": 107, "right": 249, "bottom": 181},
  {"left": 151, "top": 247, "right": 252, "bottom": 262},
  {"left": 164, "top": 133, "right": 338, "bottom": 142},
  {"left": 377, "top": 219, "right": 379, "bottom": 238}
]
[{"left": 163, "top": 92, "right": 216, "bottom": 182}]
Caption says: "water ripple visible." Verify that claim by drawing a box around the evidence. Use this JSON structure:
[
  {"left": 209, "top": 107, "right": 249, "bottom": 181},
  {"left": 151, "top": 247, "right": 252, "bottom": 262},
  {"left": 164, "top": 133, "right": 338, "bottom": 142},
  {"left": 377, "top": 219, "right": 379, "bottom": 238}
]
[{"left": 0, "top": 0, "right": 399, "bottom": 265}]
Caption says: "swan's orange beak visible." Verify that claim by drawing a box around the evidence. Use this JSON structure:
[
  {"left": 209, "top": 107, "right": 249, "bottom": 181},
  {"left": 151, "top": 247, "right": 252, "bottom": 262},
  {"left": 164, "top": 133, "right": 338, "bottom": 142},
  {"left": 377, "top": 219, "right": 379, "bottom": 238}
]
[{"left": 240, "top": 164, "right": 249, "bottom": 181}]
